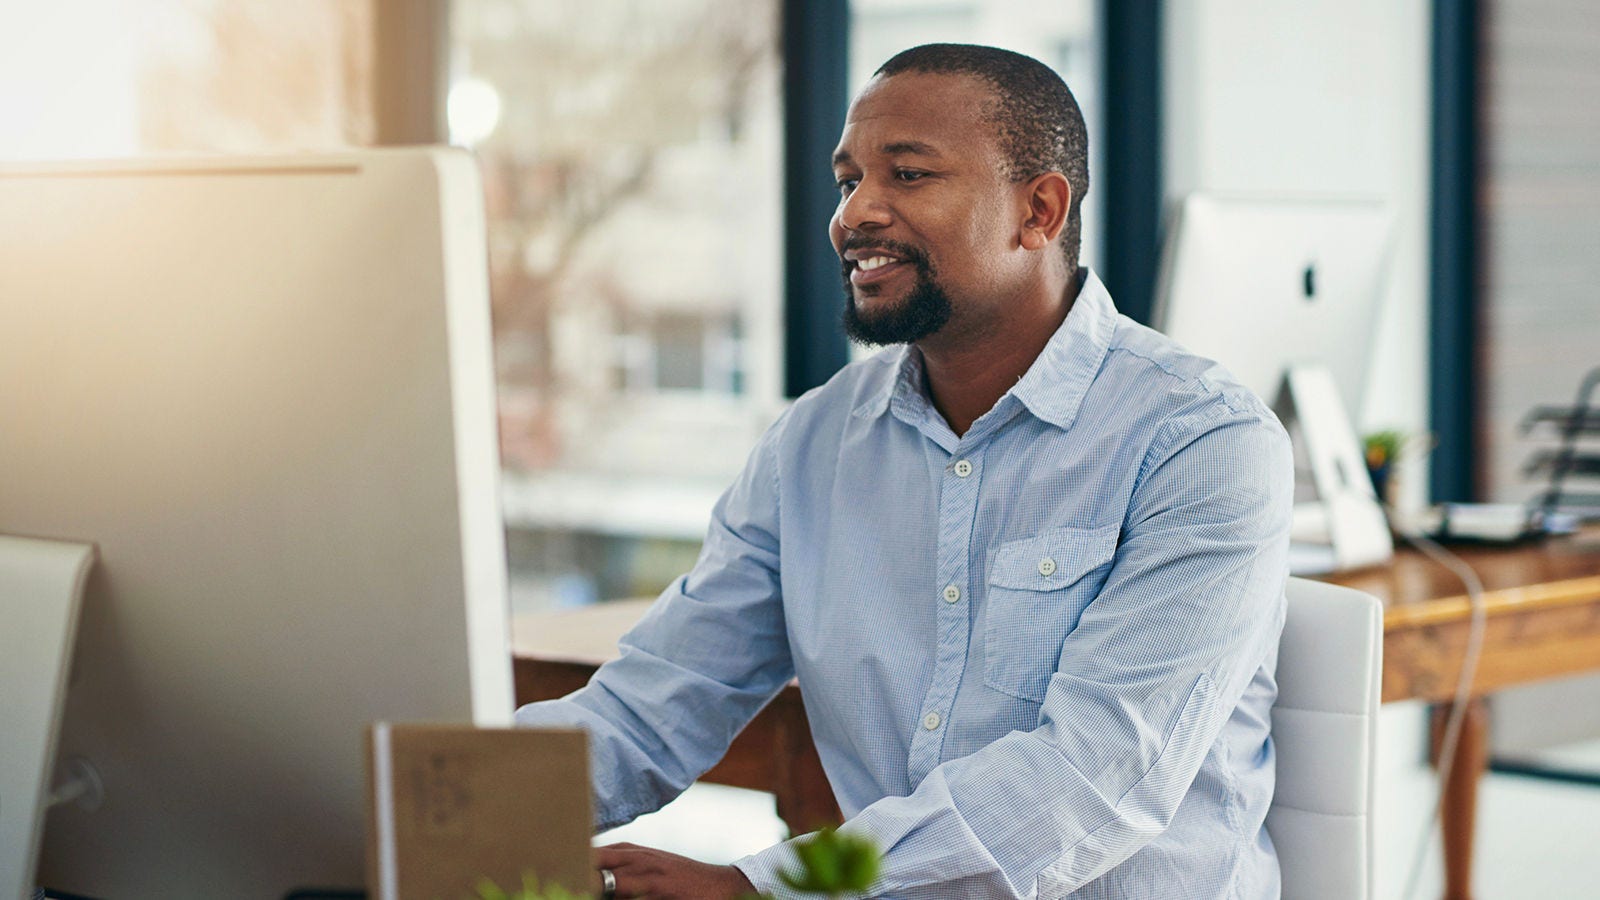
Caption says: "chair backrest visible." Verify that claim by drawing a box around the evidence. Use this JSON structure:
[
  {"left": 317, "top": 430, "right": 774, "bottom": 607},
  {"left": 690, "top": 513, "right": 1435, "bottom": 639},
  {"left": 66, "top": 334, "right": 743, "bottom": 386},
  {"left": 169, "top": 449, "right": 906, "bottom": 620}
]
[{"left": 1267, "top": 577, "right": 1383, "bottom": 900}]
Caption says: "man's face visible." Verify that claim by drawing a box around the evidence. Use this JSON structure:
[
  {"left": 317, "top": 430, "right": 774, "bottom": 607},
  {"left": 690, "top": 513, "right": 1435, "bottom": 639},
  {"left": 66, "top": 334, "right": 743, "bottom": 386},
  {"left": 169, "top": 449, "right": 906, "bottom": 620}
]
[{"left": 830, "top": 71, "right": 1023, "bottom": 346}]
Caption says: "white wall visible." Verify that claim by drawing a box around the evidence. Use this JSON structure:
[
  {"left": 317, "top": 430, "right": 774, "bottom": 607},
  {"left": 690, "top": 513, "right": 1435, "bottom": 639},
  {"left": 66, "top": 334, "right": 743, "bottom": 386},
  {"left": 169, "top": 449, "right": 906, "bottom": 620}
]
[{"left": 1162, "top": 2, "right": 1443, "bottom": 897}]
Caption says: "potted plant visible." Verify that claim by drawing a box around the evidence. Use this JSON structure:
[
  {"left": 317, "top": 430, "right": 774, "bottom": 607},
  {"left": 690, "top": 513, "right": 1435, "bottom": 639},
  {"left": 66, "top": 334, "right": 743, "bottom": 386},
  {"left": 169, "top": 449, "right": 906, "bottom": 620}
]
[{"left": 470, "top": 828, "right": 882, "bottom": 900}]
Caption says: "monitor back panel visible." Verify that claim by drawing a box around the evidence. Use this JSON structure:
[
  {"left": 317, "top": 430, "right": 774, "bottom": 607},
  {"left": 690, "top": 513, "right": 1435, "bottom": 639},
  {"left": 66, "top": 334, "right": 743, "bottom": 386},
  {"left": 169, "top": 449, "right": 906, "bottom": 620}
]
[
  {"left": 0, "top": 150, "right": 513, "bottom": 898},
  {"left": 1152, "top": 193, "right": 1392, "bottom": 416}
]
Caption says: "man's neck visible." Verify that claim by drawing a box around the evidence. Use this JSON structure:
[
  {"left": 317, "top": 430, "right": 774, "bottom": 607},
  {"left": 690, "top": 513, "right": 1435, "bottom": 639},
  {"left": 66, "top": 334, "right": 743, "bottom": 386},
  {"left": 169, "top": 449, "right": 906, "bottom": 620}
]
[{"left": 917, "top": 271, "right": 1081, "bottom": 437}]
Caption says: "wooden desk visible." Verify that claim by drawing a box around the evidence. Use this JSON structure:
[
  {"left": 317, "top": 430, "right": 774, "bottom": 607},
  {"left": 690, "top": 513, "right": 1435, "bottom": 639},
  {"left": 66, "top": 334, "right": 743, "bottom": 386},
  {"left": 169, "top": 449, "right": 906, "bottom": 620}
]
[
  {"left": 513, "top": 531, "right": 1600, "bottom": 899},
  {"left": 1323, "top": 529, "right": 1600, "bottom": 900}
]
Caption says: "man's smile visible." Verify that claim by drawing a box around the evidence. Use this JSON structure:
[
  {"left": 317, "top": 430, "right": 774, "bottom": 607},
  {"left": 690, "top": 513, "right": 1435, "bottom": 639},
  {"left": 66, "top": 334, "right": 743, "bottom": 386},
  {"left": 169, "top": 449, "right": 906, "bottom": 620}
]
[
  {"left": 850, "top": 256, "right": 909, "bottom": 286},
  {"left": 843, "top": 245, "right": 916, "bottom": 287}
]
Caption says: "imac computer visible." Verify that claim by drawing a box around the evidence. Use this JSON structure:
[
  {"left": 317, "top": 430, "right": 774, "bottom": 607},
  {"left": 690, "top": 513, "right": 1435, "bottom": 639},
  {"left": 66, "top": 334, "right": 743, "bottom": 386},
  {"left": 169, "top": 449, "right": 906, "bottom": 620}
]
[
  {"left": 0, "top": 149, "right": 514, "bottom": 898},
  {"left": 1151, "top": 192, "right": 1395, "bottom": 573}
]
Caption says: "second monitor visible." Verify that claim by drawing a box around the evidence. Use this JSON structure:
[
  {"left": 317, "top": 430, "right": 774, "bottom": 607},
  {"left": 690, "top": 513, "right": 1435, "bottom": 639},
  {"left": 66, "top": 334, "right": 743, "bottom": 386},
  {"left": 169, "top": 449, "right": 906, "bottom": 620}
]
[{"left": 1153, "top": 193, "right": 1395, "bottom": 572}]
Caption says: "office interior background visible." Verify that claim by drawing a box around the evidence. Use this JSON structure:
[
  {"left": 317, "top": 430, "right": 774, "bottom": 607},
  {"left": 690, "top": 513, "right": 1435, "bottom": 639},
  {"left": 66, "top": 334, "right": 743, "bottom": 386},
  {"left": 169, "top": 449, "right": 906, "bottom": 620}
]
[{"left": 4, "top": 1, "right": 1598, "bottom": 897}]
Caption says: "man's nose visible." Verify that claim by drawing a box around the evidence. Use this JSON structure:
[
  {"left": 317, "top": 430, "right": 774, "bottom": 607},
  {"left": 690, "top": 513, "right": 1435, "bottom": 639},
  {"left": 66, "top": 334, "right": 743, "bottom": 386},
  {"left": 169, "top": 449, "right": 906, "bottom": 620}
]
[{"left": 837, "top": 182, "right": 891, "bottom": 232}]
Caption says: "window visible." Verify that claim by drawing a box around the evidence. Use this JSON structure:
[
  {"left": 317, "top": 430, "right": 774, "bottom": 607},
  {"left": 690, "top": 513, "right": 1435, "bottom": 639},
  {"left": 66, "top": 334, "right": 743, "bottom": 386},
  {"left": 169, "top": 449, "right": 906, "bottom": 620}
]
[{"left": 450, "top": 0, "right": 786, "bottom": 610}]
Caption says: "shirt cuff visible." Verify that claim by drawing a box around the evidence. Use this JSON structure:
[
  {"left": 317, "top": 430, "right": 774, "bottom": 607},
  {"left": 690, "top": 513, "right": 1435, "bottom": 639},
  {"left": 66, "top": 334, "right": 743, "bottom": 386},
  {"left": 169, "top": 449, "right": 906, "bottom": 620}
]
[{"left": 732, "top": 843, "right": 792, "bottom": 898}]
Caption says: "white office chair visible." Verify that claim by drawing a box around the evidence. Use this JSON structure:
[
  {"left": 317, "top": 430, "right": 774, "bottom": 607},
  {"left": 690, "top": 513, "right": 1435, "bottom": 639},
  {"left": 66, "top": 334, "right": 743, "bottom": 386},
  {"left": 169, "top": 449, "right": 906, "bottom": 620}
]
[{"left": 1267, "top": 577, "right": 1383, "bottom": 900}]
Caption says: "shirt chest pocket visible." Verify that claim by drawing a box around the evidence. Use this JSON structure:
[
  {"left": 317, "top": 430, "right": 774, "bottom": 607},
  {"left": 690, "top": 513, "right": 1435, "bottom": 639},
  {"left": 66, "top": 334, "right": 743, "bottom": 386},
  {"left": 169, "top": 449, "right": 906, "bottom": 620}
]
[{"left": 983, "top": 524, "right": 1120, "bottom": 703}]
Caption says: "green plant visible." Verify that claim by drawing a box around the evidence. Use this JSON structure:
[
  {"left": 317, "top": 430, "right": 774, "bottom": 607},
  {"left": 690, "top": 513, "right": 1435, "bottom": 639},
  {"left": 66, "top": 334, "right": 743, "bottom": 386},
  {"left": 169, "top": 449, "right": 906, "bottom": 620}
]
[
  {"left": 774, "top": 827, "right": 881, "bottom": 899},
  {"left": 468, "top": 871, "right": 591, "bottom": 900},
  {"left": 1364, "top": 429, "right": 1437, "bottom": 506},
  {"left": 1363, "top": 429, "right": 1406, "bottom": 470}
]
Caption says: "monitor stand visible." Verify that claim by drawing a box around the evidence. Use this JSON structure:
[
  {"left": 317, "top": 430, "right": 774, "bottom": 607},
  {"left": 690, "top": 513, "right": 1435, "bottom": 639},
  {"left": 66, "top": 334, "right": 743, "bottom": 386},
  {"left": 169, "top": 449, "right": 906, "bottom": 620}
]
[
  {"left": 0, "top": 535, "right": 97, "bottom": 900},
  {"left": 1273, "top": 365, "right": 1394, "bottom": 574}
]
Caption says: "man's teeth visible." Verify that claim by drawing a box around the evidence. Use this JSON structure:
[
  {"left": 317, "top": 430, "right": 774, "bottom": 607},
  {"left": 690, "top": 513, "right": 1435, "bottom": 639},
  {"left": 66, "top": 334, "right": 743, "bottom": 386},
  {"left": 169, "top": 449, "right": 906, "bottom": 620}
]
[{"left": 858, "top": 256, "right": 896, "bottom": 271}]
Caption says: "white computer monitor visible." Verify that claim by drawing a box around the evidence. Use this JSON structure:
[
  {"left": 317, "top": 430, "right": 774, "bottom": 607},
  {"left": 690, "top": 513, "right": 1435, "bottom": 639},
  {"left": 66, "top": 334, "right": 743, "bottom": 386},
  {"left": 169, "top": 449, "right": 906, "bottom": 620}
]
[
  {"left": 0, "top": 149, "right": 514, "bottom": 898},
  {"left": 1151, "top": 192, "right": 1395, "bottom": 572},
  {"left": 1151, "top": 192, "right": 1391, "bottom": 412}
]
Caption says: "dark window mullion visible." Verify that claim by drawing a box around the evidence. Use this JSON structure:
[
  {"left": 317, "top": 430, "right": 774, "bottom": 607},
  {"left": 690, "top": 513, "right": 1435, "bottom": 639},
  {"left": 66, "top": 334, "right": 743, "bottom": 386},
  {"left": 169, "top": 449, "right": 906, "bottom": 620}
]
[
  {"left": 1099, "top": 0, "right": 1163, "bottom": 326},
  {"left": 1430, "top": 0, "right": 1480, "bottom": 502},
  {"left": 782, "top": 0, "right": 852, "bottom": 398}
]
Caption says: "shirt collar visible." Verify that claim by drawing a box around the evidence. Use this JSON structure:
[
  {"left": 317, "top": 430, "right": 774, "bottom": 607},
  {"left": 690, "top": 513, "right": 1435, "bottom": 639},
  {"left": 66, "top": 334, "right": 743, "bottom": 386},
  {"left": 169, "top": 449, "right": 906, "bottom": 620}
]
[
  {"left": 1010, "top": 267, "right": 1118, "bottom": 430},
  {"left": 853, "top": 268, "right": 1119, "bottom": 433},
  {"left": 847, "top": 343, "right": 925, "bottom": 423}
]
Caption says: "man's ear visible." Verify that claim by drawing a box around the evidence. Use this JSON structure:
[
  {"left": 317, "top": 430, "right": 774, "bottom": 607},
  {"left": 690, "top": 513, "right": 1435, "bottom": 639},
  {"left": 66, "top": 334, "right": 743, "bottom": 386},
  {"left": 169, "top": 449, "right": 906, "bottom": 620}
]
[{"left": 1018, "top": 172, "right": 1071, "bottom": 252}]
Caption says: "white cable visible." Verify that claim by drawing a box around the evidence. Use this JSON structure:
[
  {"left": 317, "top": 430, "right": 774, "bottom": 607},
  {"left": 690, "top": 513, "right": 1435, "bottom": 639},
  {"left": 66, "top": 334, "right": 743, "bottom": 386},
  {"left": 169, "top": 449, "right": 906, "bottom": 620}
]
[{"left": 1388, "top": 513, "right": 1489, "bottom": 900}]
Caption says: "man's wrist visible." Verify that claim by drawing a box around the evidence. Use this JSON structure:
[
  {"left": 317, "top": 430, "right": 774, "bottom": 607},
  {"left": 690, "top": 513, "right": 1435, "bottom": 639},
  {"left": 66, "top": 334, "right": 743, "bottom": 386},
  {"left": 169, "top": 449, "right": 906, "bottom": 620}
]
[{"left": 723, "top": 862, "right": 758, "bottom": 896}]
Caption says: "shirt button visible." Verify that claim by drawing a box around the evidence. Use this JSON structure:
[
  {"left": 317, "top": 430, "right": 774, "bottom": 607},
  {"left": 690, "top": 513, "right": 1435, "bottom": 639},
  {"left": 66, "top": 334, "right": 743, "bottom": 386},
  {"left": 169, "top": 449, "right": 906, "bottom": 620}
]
[
  {"left": 923, "top": 712, "right": 942, "bottom": 730},
  {"left": 942, "top": 584, "right": 961, "bottom": 603},
  {"left": 953, "top": 459, "right": 974, "bottom": 478},
  {"left": 1038, "top": 557, "right": 1057, "bottom": 577}
]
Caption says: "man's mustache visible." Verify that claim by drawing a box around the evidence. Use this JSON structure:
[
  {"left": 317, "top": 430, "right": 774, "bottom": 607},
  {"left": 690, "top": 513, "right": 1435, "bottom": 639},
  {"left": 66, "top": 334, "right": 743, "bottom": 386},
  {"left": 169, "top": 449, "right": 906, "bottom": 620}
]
[{"left": 837, "top": 238, "right": 932, "bottom": 277}]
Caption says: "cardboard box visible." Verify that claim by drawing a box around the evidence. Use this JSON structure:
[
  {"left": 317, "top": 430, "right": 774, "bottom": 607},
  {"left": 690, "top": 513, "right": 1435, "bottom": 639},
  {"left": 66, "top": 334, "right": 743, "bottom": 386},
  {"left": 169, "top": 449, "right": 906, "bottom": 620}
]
[{"left": 366, "top": 724, "right": 598, "bottom": 900}]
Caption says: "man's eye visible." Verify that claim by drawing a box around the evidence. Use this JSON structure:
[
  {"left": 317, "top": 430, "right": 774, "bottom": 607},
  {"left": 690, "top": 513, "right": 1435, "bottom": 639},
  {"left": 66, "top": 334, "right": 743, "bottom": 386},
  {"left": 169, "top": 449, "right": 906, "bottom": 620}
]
[
  {"left": 895, "top": 169, "right": 927, "bottom": 183},
  {"left": 835, "top": 177, "right": 858, "bottom": 195}
]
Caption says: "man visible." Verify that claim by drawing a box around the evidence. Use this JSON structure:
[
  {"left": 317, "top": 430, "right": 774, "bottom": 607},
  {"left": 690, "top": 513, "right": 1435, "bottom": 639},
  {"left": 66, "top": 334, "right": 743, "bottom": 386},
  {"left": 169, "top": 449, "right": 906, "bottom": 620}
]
[{"left": 516, "top": 44, "right": 1293, "bottom": 899}]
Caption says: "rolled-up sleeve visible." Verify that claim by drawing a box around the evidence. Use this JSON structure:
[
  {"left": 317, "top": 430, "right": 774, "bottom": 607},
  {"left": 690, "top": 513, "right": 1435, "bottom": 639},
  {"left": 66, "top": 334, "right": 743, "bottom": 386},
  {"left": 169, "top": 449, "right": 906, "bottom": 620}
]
[{"left": 735, "top": 408, "right": 1293, "bottom": 898}]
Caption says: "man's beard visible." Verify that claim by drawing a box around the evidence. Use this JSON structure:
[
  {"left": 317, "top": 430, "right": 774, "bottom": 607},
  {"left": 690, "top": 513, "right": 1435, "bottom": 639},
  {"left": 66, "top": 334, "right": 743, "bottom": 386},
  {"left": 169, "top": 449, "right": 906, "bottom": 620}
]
[{"left": 839, "top": 241, "right": 952, "bottom": 346}]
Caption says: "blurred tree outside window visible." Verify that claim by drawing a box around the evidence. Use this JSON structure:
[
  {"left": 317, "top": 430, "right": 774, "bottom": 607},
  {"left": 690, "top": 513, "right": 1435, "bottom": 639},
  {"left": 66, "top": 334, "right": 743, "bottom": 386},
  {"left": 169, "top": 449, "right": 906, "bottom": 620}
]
[
  {"left": 451, "top": 0, "right": 786, "bottom": 612},
  {"left": 3, "top": 1, "right": 785, "bottom": 613},
  {"left": 451, "top": 0, "right": 785, "bottom": 476}
]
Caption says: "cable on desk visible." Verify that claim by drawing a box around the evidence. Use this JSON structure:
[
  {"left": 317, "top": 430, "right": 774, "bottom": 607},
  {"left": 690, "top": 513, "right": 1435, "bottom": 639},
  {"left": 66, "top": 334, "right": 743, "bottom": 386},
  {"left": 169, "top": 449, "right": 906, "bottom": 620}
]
[{"left": 1388, "top": 515, "right": 1488, "bottom": 900}]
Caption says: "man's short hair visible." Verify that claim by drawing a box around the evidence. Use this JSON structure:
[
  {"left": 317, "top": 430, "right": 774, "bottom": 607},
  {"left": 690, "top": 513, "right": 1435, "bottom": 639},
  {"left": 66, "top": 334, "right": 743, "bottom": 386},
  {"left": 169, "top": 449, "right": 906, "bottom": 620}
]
[{"left": 876, "top": 44, "right": 1089, "bottom": 275}]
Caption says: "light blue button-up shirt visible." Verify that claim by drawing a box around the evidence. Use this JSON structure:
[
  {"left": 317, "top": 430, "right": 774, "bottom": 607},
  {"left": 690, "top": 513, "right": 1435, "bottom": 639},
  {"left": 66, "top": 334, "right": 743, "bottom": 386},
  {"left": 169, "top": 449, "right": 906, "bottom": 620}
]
[{"left": 516, "top": 271, "right": 1294, "bottom": 898}]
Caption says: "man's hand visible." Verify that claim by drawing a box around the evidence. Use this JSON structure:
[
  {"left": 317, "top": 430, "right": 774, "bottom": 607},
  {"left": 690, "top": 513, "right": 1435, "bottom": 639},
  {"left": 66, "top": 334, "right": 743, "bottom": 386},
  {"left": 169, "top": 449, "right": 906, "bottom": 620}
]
[{"left": 594, "top": 842, "right": 758, "bottom": 899}]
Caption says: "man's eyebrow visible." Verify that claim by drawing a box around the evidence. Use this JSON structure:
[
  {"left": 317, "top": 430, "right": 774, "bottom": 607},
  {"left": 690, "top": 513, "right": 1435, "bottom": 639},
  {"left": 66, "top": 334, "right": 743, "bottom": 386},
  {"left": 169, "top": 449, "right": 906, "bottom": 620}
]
[
  {"left": 882, "top": 140, "right": 942, "bottom": 158},
  {"left": 831, "top": 141, "right": 944, "bottom": 168}
]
